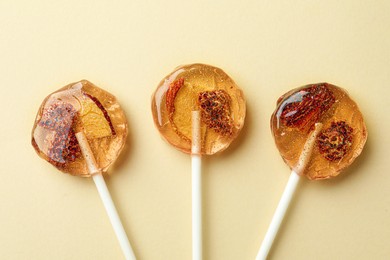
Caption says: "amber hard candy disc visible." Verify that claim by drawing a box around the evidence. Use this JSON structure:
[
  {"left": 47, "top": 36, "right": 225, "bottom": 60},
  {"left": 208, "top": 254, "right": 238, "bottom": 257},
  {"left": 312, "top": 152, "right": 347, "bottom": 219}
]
[
  {"left": 32, "top": 80, "right": 128, "bottom": 177},
  {"left": 151, "top": 64, "right": 246, "bottom": 155},
  {"left": 271, "top": 83, "right": 367, "bottom": 180}
]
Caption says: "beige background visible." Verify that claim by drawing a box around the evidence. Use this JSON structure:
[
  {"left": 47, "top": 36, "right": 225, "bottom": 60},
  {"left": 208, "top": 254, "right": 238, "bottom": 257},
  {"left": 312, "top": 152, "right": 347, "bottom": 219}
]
[{"left": 0, "top": 1, "right": 389, "bottom": 259}]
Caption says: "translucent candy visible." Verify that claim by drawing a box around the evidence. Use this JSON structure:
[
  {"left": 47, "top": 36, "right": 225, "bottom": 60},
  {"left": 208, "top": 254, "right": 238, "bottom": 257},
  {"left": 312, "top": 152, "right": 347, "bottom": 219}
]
[
  {"left": 31, "top": 80, "right": 128, "bottom": 177},
  {"left": 271, "top": 83, "right": 367, "bottom": 180},
  {"left": 151, "top": 64, "right": 246, "bottom": 155}
]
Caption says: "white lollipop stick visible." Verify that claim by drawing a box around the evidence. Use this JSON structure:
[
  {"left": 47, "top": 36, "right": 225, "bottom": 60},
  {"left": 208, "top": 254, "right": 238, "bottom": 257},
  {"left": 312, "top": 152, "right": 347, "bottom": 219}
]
[
  {"left": 191, "top": 111, "right": 202, "bottom": 260},
  {"left": 256, "top": 123, "right": 323, "bottom": 260},
  {"left": 75, "top": 132, "right": 136, "bottom": 260}
]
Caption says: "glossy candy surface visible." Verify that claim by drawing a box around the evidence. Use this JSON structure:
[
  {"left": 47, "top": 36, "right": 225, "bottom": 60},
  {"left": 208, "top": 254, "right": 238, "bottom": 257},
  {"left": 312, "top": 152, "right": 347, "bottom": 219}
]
[
  {"left": 271, "top": 83, "right": 367, "bottom": 180},
  {"left": 32, "top": 80, "right": 128, "bottom": 176},
  {"left": 151, "top": 64, "right": 246, "bottom": 155}
]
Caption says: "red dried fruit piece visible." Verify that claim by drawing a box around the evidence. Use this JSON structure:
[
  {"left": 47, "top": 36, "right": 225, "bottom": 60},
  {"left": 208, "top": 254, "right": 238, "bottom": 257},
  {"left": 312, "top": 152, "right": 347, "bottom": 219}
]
[
  {"left": 39, "top": 102, "right": 81, "bottom": 167},
  {"left": 198, "top": 90, "right": 233, "bottom": 136},
  {"left": 39, "top": 101, "right": 76, "bottom": 131},
  {"left": 164, "top": 77, "right": 191, "bottom": 143},
  {"left": 48, "top": 128, "right": 81, "bottom": 165},
  {"left": 84, "top": 93, "right": 116, "bottom": 136},
  {"left": 317, "top": 121, "right": 353, "bottom": 161},
  {"left": 166, "top": 78, "right": 185, "bottom": 118},
  {"left": 279, "top": 83, "right": 335, "bottom": 131}
]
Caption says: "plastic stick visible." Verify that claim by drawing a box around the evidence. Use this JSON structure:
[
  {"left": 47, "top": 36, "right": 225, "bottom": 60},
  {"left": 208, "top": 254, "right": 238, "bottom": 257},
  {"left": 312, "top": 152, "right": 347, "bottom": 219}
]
[
  {"left": 75, "top": 132, "right": 136, "bottom": 260},
  {"left": 256, "top": 123, "right": 323, "bottom": 260},
  {"left": 191, "top": 111, "right": 202, "bottom": 260}
]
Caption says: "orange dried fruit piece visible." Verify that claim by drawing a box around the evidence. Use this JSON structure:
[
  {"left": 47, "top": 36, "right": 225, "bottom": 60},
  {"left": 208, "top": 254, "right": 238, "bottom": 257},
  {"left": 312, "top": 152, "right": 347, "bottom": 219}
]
[
  {"left": 80, "top": 93, "right": 114, "bottom": 139},
  {"left": 271, "top": 83, "right": 367, "bottom": 180},
  {"left": 31, "top": 80, "right": 128, "bottom": 176},
  {"left": 151, "top": 64, "right": 246, "bottom": 155}
]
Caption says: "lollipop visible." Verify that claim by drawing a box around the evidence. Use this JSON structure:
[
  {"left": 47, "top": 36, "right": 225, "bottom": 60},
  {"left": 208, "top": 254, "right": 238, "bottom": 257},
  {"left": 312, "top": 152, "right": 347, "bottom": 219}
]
[
  {"left": 151, "top": 64, "right": 246, "bottom": 259},
  {"left": 256, "top": 83, "right": 367, "bottom": 259},
  {"left": 32, "top": 80, "right": 136, "bottom": 260}
]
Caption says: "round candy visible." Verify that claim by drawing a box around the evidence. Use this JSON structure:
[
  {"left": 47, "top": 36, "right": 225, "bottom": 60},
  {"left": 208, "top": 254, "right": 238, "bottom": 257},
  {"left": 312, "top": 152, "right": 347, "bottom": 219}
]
[
  {"left": 151, "top": 64, "right": 246, "bottom": 155},
  {"left": 31, "top": 80, "right": 128, "bottom": 176},
  {"left": 271, "top": 83, "right": 367, "bottom": 180}
]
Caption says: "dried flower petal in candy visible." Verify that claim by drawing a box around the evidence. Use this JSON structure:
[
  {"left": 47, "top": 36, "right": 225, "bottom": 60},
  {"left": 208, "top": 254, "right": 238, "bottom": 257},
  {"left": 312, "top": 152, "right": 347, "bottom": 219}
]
[
  {"left": 317, "top": 121, "right": 353, "bottom": 161},
  {"left": 151, "top": 64, "right": 246, "bottom": 154},
  {"left": 271, "top": 83, "right": 367, "bottom": 180},
  {"left": 31, "top": 80, "right": 128, "bottom": 176},
  {"left": 198, "top": 90, "right": 234, "bottom": 136}
]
